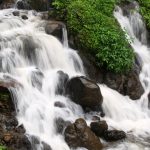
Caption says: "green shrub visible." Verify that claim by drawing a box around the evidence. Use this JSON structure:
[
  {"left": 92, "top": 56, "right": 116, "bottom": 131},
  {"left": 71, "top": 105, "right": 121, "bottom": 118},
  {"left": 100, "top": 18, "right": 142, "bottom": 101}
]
[
  {"left": 0, "top": 146, "right": 7, "bottom": 150},
  {"left": 52, "top": 0, "right": 134, "bottom": 73},
  {"left": 137, "top": 0, "right": 150, "bottom": 29}
]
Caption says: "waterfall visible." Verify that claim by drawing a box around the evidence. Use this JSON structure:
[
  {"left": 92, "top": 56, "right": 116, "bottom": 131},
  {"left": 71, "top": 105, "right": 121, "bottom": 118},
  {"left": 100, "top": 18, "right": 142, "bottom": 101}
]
[{"left": 0, "top": 1, "right": 150, "bottom": 150}]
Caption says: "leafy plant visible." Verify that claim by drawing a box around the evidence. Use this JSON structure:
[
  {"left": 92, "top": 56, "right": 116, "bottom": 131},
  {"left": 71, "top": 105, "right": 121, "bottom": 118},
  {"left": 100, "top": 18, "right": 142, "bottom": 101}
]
[
  {"left": 137, "top": 0, "right": 150, "bottom": 29},
  {"left": 52, "top": 0, "right": 134, "bottom": 73},
  {"left": 0, "top": 146, "right": 7, "bottom": 150}
]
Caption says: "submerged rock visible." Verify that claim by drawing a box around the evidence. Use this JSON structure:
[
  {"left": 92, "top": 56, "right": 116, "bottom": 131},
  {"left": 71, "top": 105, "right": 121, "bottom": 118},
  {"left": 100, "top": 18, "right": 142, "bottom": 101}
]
[
  {"left": 103, "top": 130, "right": 126, "bottom": 142},
  {"left": 21, "top": 15, "right": 28, "bottom": 20},
  {"left": 12, "top": 11, "right": 20, "bottom": 17},
  {"left": 55, "top": 71, "right": 69, "bottom": 95},
  {"left": 54, "top": 101, "right": 66, "bottom": 108},
  {"left": 65, "top": 76, "right": 103, "bottom": 112},
  {"left": 55, "top": 118, "right": 71, "bottom": 134},
  {"left": 31, "top": 69, "right": 44, "bottom": 90},
  {"left": 64, "top": 118, "right": 103, "bottom": 150}
]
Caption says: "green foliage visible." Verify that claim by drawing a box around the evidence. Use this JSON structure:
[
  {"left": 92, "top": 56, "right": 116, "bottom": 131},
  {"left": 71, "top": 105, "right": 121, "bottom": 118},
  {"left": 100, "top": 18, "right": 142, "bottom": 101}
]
[
  {"left": 52, "top": 0, "right": 134, "bottom": 73},
  {"left": 0, "top": 146, "right": 7, "bottom": 150},
  {"left": 137, "top": 0, "right": 150, "bottom": 29}
]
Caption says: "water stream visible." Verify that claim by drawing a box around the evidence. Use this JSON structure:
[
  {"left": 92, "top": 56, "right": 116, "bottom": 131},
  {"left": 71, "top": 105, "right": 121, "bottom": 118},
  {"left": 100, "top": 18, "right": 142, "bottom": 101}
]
[{"left": 0, "top": 1, "right": 150, "bottom": 150}]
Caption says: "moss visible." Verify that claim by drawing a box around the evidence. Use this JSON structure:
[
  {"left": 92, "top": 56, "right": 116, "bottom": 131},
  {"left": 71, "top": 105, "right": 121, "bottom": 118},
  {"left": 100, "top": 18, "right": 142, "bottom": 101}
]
[
  {"left": 51, "top": 0, "right": 134, "bottom": 73},
  {"left": 137, "top": 0, "right": 150, "bottom": 29}
]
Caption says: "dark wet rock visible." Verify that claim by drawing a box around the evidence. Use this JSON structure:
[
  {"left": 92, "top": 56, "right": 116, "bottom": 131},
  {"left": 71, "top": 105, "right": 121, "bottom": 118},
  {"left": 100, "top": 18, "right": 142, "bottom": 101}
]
[
  {"left": 55, "top": 71, "right": 69, "bottom": 95},
  {"left": 55, "top": 118, "right": 71, "bottom": 134},
  {"left": 16, "top": 0, "right": 30, "bottom": 10},
  {"left": 42, "top": 142, "right": 52, "bottom": 150},
  {"left": 21, "top": 15, "right": 28, "bottom": 20},
  {"left": 45, "top": 21, "right": 66, "bottom": 42},
  {"left": 103, "top": 70, "right": 144, "bottom": 100},
  {"left": 21, "top": 36, "right": 39, "bottom": 64},
  {"left": 119, "top": 1, "right": 138, "bottom": 17},
  {"left": 103, "top": 130, "right": 126, "bottom": 142},
  {"left": 6, "top": 133, "right": 32, "bottom": 150},
  {"left": 79, "top": 52, "right": 104, "bottom": 83},
  {"left": 148, "top": 93, "right": 150, "bottom": 108},
  {"left": 5, "top": 118, "right": 18, "bottom": 131},
  {"left": 64, "top": 118, "right": 103, "bottom": 150},
  {"left": 0, "top": 0, "right": 14, "bottom": 9},
  {"left": 28, "top": 0, "right": 49, "bottom": 11},
  {"left": 90, "top": 121, "right": 108, "bottom": 137},
  {"left": 12, "top": 11, "right": 20, "bottom": 17},
  {"left": 0, "top": 75, "right": 21, "bottom": 88},
  {"left": 79, "top": 51, "right": 144, "bottom": 100},
  {"left": 0, "top": 85, "right": 31, "bottom": 150},
  {"left": 54, "top": 101, "right": 66, "bottom": 108},
  {"left": 124, "top": 71, "right": 144, "bottom": 100},
  {"left": 31, "top": 69, "right": 44, "bottom": 90},
  {"left": 65, "top": 76, "right": 103, "bottom": 112}
]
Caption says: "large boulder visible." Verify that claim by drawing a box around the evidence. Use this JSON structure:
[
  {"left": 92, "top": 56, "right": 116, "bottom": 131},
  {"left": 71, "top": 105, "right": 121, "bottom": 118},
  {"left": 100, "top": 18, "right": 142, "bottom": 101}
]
[
  {"left": 64, "top": 118, "right": 103, "bottom": 150},
  {"left": 123, "top": 71, "right": 144, "bottom": 100},
  {"left": 45, "top": 21, "right": 66, "bottom": 43},
  {"left": 79, "top": 51, "right": 144, "bottom": 100},
  {"left": 103, "top": 70, "right": 144, "bottom": 100},
  {"left": 65, "top": 76, "right": 103, "bottom": 112}
]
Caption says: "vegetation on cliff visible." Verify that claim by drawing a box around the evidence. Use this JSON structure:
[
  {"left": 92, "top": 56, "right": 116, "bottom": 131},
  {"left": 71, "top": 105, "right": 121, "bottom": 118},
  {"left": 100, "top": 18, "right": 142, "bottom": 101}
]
[
  {"left": 0, "top": 146, "right": 7, "bottom": 150},
  {"left": 51, "top": 0, "right": 134, "bottom": 73},
  {"left": 137, "top": 0, "right": 150, "bottom": 29}
]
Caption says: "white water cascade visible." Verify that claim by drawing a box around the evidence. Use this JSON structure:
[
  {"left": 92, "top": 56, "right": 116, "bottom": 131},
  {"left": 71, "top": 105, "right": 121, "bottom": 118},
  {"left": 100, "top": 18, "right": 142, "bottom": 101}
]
[{"left": 0, "top": 1, "right": 150, "bottom": 150}]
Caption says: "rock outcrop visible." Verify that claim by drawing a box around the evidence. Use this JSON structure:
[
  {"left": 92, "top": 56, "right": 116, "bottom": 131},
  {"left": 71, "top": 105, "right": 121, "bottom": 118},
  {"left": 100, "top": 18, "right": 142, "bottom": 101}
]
[
  {"left": 0, "top": 86, "right": 31, "bottom": 150},
  {"left": 64, "top": 118, "right": 103, "bottom": 150},
  {"left": 0, "top": 0, "right": 14, "bottom": 9},
  {"left": 45, "top": 21, "right": 66, "bottom": 43},
  {"left": 65, "top": 76, "right": 103, "bottom": 112}
]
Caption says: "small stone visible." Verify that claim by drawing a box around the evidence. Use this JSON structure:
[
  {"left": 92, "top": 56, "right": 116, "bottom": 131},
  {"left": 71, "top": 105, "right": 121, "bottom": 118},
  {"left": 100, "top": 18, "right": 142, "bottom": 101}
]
[
  {"left": 21, "top": 15, "right": 28, "bottom": 20},
  {"left": 54, "top": 101, "right": 66, "bottom": 108},
  {"left": 12, "top": 11, "right": 20, "bottom": 16},
  {"left": 3, "top": 133, "right": 13, "bottom": 143}
]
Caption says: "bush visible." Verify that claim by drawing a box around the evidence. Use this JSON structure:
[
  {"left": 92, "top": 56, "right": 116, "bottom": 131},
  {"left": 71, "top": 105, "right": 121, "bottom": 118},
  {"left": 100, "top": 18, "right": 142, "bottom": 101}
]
[
  {"left": 0, "top": 146, "right": 7, "bottom": 150},
  {"left": 52, "top": 0, "right": 134, "bottom": 73},
  {"left": 137, "top": 0, "right": 150, "bottom": 29}
]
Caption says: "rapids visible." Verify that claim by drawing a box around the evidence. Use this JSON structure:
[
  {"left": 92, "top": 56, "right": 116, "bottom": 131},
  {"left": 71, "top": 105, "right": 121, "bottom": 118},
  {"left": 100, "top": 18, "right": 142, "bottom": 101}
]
[{"left": 0, "top": 0, "right": 149, "bottom": 150}]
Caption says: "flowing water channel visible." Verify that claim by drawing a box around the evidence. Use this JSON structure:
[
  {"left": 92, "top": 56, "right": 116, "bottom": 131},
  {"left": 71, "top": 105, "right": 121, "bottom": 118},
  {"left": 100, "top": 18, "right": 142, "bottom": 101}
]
[{"left": 0, "top": 1, "right": 150, "bottom": 150}]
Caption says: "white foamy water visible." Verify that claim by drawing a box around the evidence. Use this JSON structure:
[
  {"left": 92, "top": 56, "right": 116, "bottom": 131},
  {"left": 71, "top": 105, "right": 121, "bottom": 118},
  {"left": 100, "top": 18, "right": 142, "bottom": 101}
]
[{"left": 0, "top": 1, "right": 150, "bottom": 150}]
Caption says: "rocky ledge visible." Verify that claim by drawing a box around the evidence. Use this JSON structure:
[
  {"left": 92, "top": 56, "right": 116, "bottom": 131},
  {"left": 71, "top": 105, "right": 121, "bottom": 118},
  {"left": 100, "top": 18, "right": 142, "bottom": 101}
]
[{"left": 0, "top": 85, "right": 31, "bottom": 150}]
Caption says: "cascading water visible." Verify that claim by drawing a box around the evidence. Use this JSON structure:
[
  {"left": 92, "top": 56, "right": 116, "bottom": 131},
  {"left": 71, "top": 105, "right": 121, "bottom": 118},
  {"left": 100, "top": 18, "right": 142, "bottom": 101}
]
[{"left": 0, "top": 0, "right": 150, "bottom": 150}]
